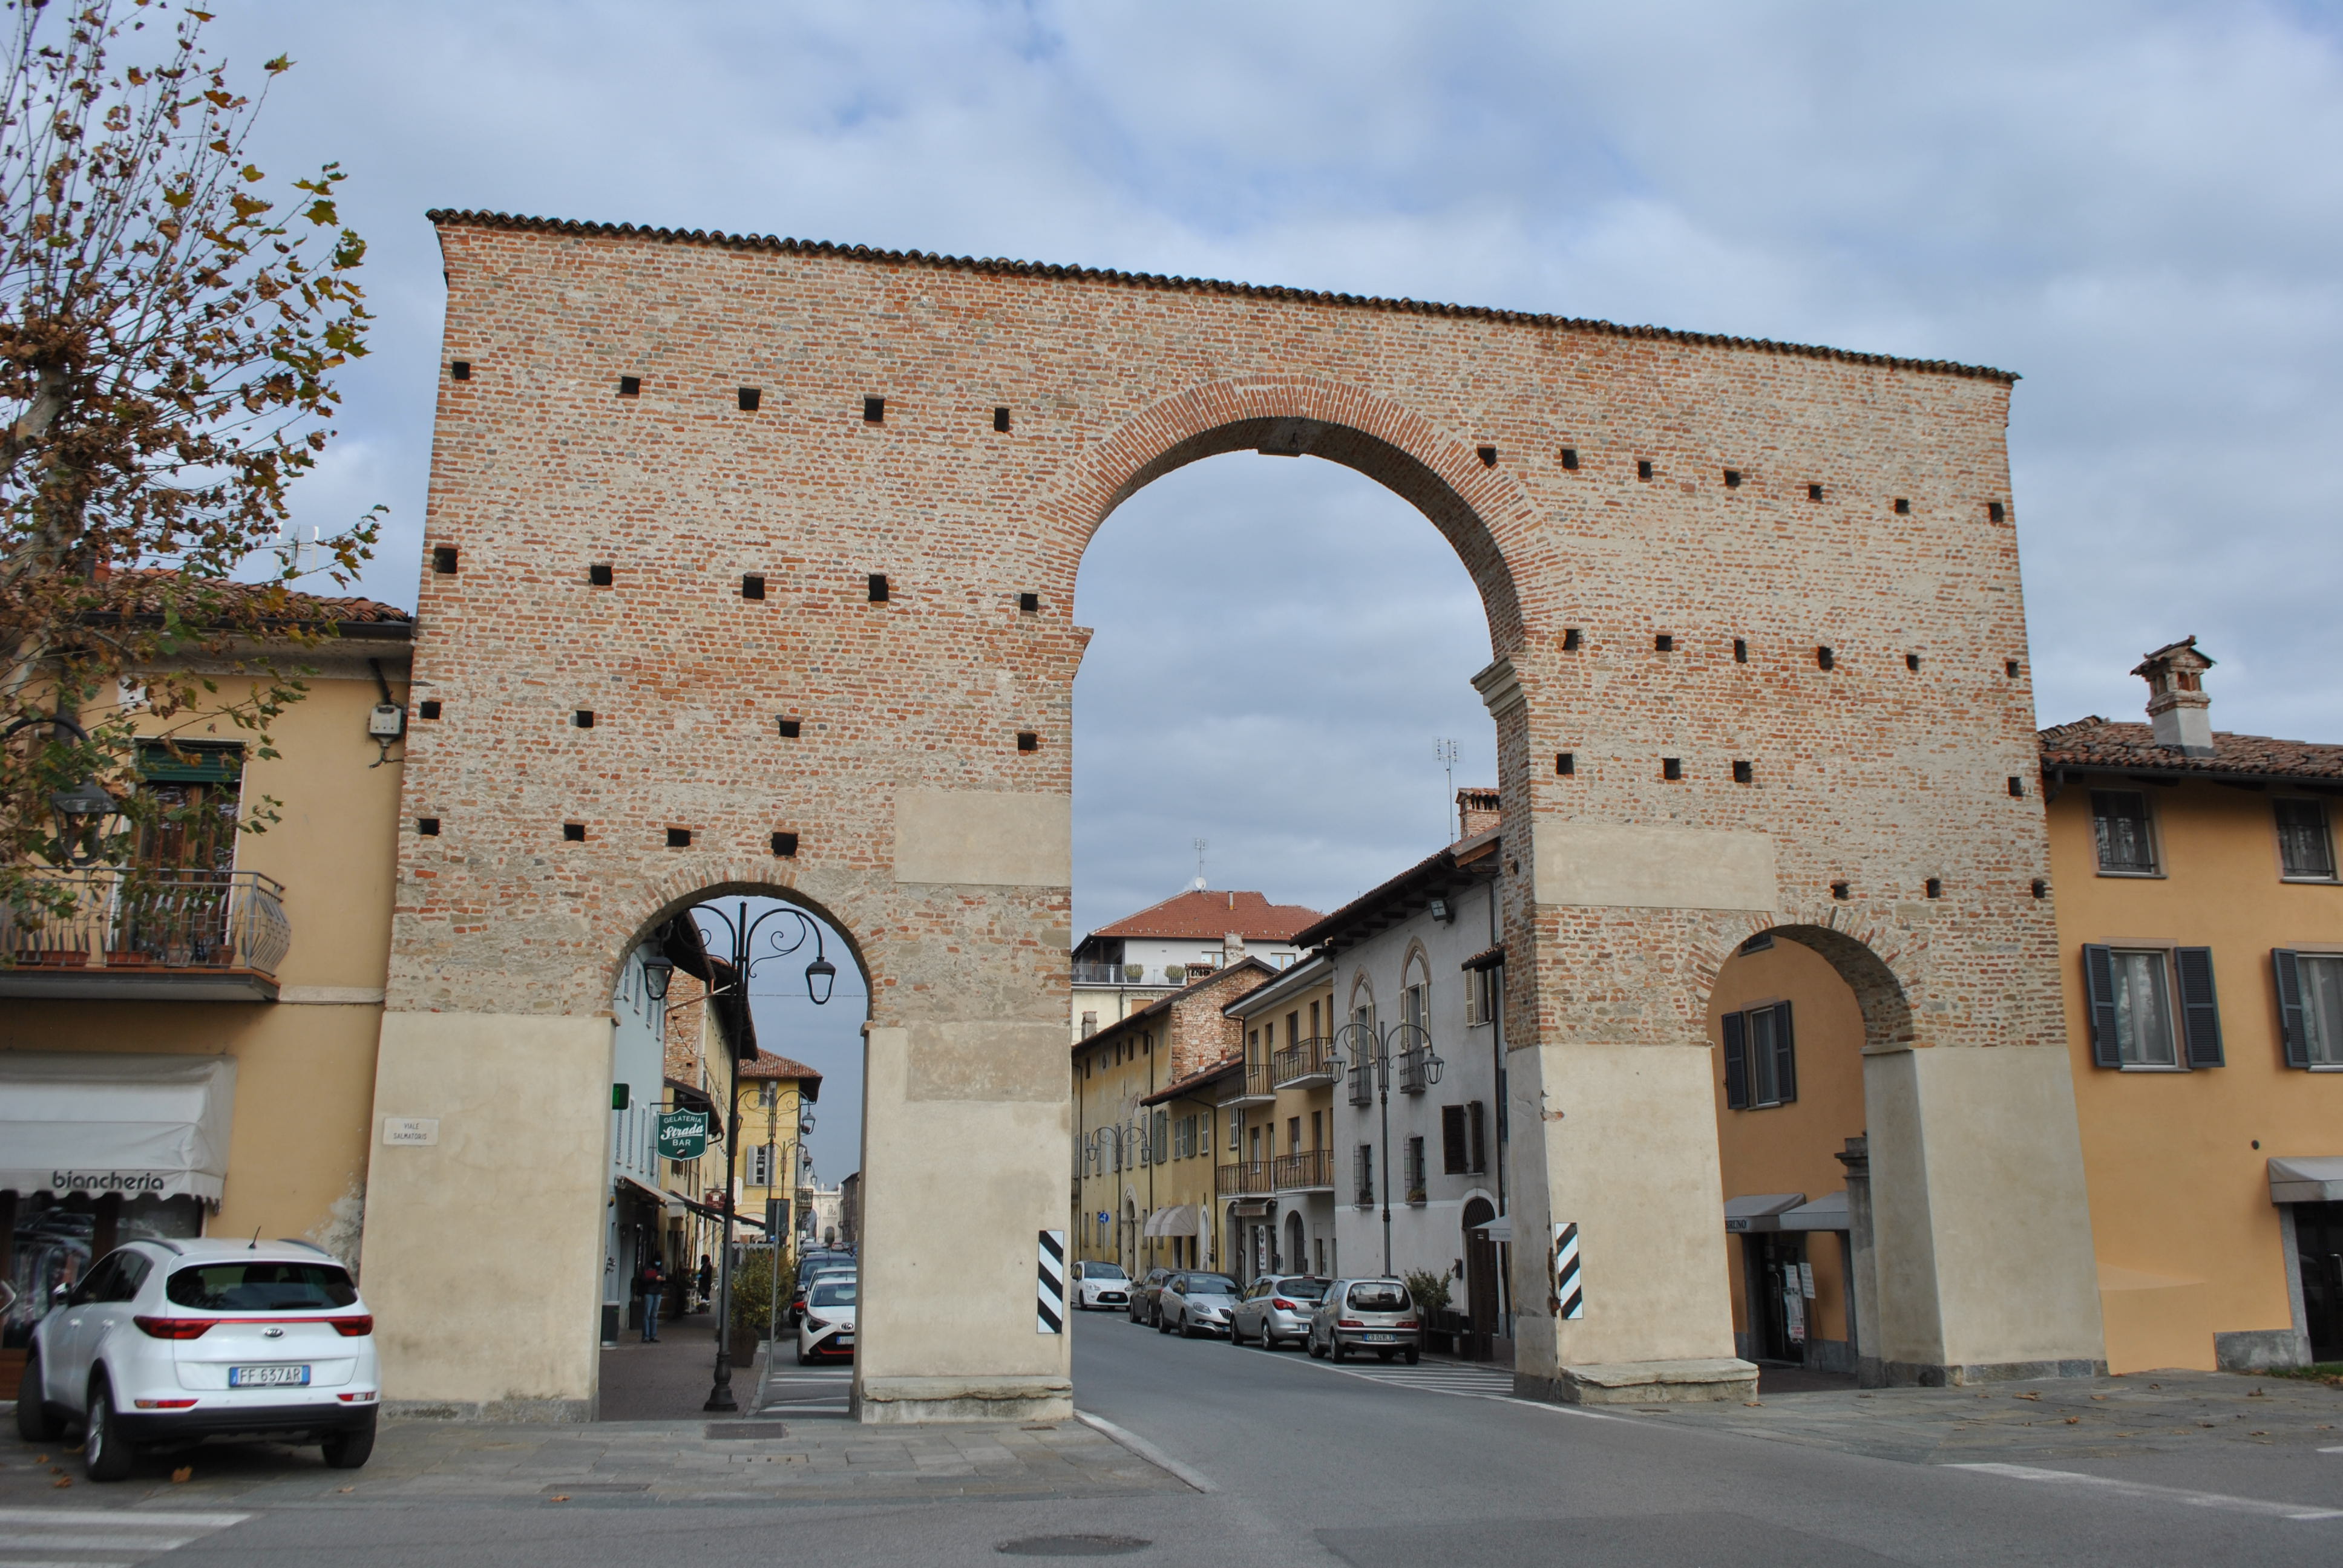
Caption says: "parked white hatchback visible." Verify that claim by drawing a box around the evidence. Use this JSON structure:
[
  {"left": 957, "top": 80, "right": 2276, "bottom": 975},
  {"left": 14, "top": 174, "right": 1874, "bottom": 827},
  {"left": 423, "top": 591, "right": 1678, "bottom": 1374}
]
[
  {"left": 796, "top": 1274, "right": 857, "bottom": 1364},
  {"left": 15, "top": 1238, "right": 379, "bottom": 1481},
  {"left": 1071, "top": 1260, "right": 1130, "bottom": 1312}
]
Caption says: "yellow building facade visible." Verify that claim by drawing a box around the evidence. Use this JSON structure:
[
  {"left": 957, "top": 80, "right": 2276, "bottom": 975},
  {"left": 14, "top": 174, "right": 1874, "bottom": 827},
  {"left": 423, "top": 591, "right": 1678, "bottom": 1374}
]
[
  {"left": 1713, "top": 641, "right": 2343, "bottom": 1377},
  {"left": 1, "top": 593, "right": 413, "bottom": 1384}
]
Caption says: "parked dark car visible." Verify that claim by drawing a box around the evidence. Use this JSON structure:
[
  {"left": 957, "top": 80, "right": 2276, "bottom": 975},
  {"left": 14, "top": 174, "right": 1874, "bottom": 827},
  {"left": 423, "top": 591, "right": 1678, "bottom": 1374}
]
[{"left": 1128, "top": 1267, "right": 1174, "bottom": 1325}]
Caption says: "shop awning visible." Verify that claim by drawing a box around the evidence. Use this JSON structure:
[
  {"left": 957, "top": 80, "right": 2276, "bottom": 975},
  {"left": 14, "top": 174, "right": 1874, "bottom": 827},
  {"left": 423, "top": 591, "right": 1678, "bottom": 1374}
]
[
  {"left": 2267, "top": 1157, "right": 2343, "bottom": 1204},
  {"left": 0, "top": 1052, "right": 235, "bottom": 1202},
  {"left": 1776, "top": 1191, "right": 1850, "bottom": 1233},
  {"left": 1469, "top": 1215, "right": 1513, "bottom": 1244},
  {"left": 1723, "top": 1192, "right": 1806, "bottom": 1233},
  {"left": 1143, "top": 1205, "right": 1199, "bottom": 1238}
]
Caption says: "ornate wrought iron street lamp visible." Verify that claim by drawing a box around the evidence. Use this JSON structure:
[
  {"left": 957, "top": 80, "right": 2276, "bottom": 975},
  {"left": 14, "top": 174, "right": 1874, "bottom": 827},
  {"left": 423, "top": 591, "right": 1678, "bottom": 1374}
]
[
  {"left": 1324, "top": 1020, "right": 1443, "bottom": 1278},
  {"left": 683, "top": 901, "right": 837, "bottom": 1413},
  {"left": 4, "top": 713, "right": 124, "bottom": 867}
]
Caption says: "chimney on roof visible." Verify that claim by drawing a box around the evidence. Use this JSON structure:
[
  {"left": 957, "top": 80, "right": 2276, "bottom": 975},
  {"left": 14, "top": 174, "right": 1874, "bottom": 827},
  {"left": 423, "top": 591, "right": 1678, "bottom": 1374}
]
[
  {"left": 1225, "top": 930, "right": 1245, "bottom": 963},
  {"left": 1457, "top": 786, "right": 1502, "bottom": 840},
  {"left": 2132, "top": 636, "right": 2217, "bottom": 757}
]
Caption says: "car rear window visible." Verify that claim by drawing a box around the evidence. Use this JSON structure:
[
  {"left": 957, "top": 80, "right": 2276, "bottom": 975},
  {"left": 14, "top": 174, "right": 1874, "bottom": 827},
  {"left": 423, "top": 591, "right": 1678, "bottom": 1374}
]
[
  {"left": 166, "top": 1262, "right": 358, "bottom": 1311},
  {"left": 1276, "top": 1278, "right": 1328, "bottom": 1300},
  {"left": 808, "top": 1281, "right": 857, "bottom": 1308},
  {"left": 1185, "top": 1275, "right": 1238, "bottom": 1295},
  {"left": 1346, "top": 1281, "right": 1410, "bottom": 1312}
]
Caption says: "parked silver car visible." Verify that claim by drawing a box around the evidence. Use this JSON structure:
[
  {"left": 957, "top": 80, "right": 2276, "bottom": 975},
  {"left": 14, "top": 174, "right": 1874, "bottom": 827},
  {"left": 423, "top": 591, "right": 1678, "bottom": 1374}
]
[
  {"left": 1306, "top": 1277, "right": 1421, "bottom": 1363},
  {"left": 1156, "top": 1272, "right": 1242, "bottom": 1338},
  {"left": 1228, "top": 1275, "right": 1329, "bottom": 1350}
]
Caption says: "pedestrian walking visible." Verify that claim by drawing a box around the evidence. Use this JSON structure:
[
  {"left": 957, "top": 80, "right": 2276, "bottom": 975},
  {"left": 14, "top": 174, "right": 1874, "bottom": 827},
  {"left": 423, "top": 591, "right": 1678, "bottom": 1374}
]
[
  {"left": 637, "top": 1254, "right": 667, "bottom": 1342},
  {"left": 696, "top": 1254, "right": 714, "bottom": 1312}
]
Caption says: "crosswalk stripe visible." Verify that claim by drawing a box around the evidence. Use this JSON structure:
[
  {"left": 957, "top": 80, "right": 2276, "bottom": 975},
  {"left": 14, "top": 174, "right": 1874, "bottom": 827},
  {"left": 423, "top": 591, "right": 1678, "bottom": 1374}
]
[
  {"left": 0, "top": 1509, "right": 250, "bottom": 1567},
  {"left": 1, "top": 1560, "right": 138, "bottom": 1568},
  {"left": 0, "top": 1514, "right": 249, "bottom": 1529}
]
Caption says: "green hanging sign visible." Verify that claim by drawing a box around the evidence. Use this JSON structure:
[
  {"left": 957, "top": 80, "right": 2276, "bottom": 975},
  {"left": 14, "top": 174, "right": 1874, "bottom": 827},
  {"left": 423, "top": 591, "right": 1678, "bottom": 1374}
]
[{"left": 656, "top": 1109, "right": 709, "bottom": 1161}]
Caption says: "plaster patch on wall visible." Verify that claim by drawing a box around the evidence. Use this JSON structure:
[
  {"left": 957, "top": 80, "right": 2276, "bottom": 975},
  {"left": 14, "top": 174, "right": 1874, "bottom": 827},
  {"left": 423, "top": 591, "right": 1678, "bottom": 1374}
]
[
  {"left": 309, "top": 1177, "right": 366, "bottom": 1270},
  {"left": 1535, "top": 822, "right": 1777, "bottom": 911},
  {"left": 893, "top": 789, "right": 1071, "bottom": 887},
  {"left": 906, "top": 1021, "right": 1068, "bottom": 1102}
]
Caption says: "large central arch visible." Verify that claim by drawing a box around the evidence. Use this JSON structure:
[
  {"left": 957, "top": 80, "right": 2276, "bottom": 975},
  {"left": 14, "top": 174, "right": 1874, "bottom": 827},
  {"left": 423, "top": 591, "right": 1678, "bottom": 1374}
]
[{"left": 355, "top": 212, "right": 2105, "bottom": 1421}]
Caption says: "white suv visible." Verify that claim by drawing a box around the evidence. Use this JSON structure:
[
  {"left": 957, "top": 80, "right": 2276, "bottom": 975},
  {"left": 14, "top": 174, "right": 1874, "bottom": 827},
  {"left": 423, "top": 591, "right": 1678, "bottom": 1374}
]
[{"left": 14, "top": 1238, "right": 379, "bottom": 1481}]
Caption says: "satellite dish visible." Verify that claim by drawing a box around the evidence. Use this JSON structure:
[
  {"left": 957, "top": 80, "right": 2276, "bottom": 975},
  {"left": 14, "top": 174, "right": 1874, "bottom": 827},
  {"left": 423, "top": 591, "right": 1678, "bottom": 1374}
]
[{"left": 1191, "top": 877, "right": 1206, "bottom": 890}]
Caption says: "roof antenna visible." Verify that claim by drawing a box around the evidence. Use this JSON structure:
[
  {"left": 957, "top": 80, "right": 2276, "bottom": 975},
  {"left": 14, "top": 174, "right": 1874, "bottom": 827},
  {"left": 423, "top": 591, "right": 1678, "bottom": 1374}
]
[
  {"left": 249, "top": 1226, "right": 261, "bottom": 1250},
  {"left": 1192, "top": 837, "right": 1207, "bottom": 892}
]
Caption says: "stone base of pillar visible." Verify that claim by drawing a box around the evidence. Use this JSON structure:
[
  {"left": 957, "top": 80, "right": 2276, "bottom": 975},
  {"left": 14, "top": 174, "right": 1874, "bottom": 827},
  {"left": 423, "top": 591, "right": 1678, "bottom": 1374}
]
[
  {"left": 1516, "top": 1357, "right": 1760, "bottom": 1405},
  {"left": 1860, "top": 1356, "right": 2105, "bottom": 1389},
  {"left": 851, "top": 1374, "right": 1074, "bottom": 1425}
]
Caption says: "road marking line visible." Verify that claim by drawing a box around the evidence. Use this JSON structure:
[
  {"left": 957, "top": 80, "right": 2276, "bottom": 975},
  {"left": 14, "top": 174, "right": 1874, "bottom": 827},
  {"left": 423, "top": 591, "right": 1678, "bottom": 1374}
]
[
  {"left": 0, "top": 1560, "right": 139, "bottom": 1568},
  {"left": 1283, "top": 1354, "right": 1619, "bottom": 1420},
  {"left": 1074, "top": 1410, "right": 1218, "bottom": 1493},
  {"left": 0, "top": 1513, "right": 250, "bottom": 1529},
  {"left": 1950, "top": 1463, "right": 2343, "bottom": 1521},
  {"left": 2321, "top": 1446, "right": 2343, "bottom": 1454}
]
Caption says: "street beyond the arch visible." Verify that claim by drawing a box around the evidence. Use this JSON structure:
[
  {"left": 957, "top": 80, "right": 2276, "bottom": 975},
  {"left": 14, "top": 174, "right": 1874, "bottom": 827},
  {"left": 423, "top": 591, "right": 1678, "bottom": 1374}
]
[{"left": 4, "top": 1322, "right": 2339, "bottom": 1566}]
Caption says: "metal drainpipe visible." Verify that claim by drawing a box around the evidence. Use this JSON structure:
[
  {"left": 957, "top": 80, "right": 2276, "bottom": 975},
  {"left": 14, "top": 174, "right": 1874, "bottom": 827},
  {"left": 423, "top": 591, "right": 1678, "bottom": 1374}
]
[{"left": 1487, "top": 871, "right": 1505, "bottom": 1218}]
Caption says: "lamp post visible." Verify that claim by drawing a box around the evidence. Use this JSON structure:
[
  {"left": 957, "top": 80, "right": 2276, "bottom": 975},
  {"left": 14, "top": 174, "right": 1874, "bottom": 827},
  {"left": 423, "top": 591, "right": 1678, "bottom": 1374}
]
[
  {"left": 684, "top": 901, "right": 836, "bottom": 1414},
  {"left": 4, "top": 713, "right": 125, "bottom": 867},
  {"left": 1325, "top": 1020, "right": 1442, "bottom": 1278}
]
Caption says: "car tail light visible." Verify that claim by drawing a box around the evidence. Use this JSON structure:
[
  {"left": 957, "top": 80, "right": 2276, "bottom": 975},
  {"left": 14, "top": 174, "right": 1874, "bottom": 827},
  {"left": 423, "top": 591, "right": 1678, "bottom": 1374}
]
[
  {"left": 330, "top": 1315, "right": 375, "bottom": 1337},
  {"left": 1337, "top": 1318, "right": 1364, "bottom": 1328},
  {"left": 338, "top": 1391, "right": 378, "bottom": 1403},
  {"left": 134, "top": 1316, "right": 216, "bottom": 1339},
  {"left": 1272, "top": 1299, "right": 1297, "bottom": 1311},
  {"left": 1396, "top": 1319, "right": 1420, "bottom": 1330},
  {"left": 134, "top": 1397, "right": 199, "bottom": 1408}
]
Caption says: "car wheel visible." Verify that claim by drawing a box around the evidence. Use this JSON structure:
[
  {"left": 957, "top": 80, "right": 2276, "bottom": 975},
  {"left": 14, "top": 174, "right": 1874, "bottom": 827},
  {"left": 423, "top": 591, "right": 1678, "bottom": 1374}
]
[
  {"left": 1157, "top": 1309, "right": 1173, "bottom": 1335},
  {"left": 1227, "top": 1321, "right": 1244, "bottom": 1346},
  {"left": 82, "top": 1374, "right": 137, "bottom": 1483},
  {"left": 1330, "top": 1340, "right": 1347, "bottom": 1362},
  {"left": 1309, "top": 1334, "right": 1326, "bottom": 1359},
  {"left": 322, "top": 1413, "right": 377, "bottom": 1470},
  {"left": 1260, "top": 1331, "right": 1280, "bottom": 1351},
  {"left": 15, "top": 1349, "right": 61, "bottom": 1441},
  {"left": 1403, "top": 1350, "right": 1421, "bottom": 1366}
]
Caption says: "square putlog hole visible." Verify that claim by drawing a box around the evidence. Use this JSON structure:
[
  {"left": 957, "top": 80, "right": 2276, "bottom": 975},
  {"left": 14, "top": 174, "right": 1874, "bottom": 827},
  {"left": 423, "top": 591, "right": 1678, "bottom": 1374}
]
[
  {"left": 431, "top": 545, "right": 459, "bottom": 575},
  {"left": 776, "top": 717, "right": 801, "bottom": 739},
  {"left": 666, "top": 827, "right": 693, "bottom": 849},
  {"left": 588, "top": 563, "right": 613, "bottom": 587},
  {"left": 1017, "top": 731, "right": 1040, "bottom": 753},
  {"left": 864, "top": 396, "right": 885, "bottom": 423},
  {"left": 994, "top": 406, "right": 1011, "bottom": 433},
  {"left": 772, "top": 831, "right": 799, "bottom": 858},
  {"left": 738, "top": 387, "right": 762, "bottom": 412},
  {"left": 448, "top": 361, "right": 471, "bottom": 381},
  {"left": 416, "top": 817, "right": 441, "bottom": 837},
  {"left": 418, "top": 700, "right": 443, "bottom": 720},
  {"left": 867, "top": 573, "right": 890, "bottom": 603},
  {"left": 573, "top": 710, "right": 595, "bottom": 729},
  {"left": 618, "top": 376, "right": 640, "bottom": 397},
  {"left": 563, "top": 823, "right": 586, "bottom": 843},
  {"left": 1018, "top": 592, "right": 1039, "bottom": 613},
  {"left": 1732, "top": 760, "right": 1754, "bottom": 784},
  {"left": 1661, "top": 757, "right": 1682, "bottom": 780},
  {"left": 742, "top": 573, "right": 767, "bottom": 600}
]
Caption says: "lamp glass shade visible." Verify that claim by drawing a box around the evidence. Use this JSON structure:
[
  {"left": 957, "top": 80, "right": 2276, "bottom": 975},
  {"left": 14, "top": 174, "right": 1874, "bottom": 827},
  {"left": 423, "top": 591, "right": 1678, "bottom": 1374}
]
[
  {"left": 805, "top": 955, "right": 837, "bottom": 1005},
  {"left": 50, "top": 778, "right": 119, "bottom": 867},
  {"left": 640, "top": 953, "right": 675, "bottom": 1001}
]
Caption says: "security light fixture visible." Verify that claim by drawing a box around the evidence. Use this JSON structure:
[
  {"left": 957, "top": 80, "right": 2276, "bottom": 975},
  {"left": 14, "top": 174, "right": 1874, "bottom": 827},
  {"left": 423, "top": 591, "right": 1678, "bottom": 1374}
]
[{"left": 1427, "top": 898, "right": 1452, "bottom": 924}]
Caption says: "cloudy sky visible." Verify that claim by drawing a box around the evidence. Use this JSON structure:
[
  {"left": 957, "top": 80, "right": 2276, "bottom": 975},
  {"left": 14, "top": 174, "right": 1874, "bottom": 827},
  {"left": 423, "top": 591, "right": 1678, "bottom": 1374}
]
[{"left": 192, "top": 1, "right": 2341, "bottom": 1174}]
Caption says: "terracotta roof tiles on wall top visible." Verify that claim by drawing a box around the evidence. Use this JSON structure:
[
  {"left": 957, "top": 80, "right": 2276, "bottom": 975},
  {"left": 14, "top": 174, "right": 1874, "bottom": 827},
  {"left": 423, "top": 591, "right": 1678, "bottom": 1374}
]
[
  {"left": 2039, "top": 717, "right": 2343, "bottom": 783},
  {"left": 426, "top": 209, "right": 2016, "bottom": 384},
  {"left": 1088, "top": 889, "right": 1325, "bottom": 943}
]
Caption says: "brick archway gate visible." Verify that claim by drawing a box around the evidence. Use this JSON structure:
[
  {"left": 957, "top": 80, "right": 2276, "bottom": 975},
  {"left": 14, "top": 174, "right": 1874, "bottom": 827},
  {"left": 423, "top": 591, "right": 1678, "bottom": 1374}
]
[{"left": 358, "top": 211, "right": 2104, "bottom": 1423}]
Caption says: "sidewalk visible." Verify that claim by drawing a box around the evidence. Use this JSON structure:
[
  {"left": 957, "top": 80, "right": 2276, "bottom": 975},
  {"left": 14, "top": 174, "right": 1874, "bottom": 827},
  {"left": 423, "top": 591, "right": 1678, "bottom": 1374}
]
[
  {"left": 594, "top": 1318, "right": 752, "bottom": 1423},
  {"left": 1628, "top": 1369, "right": 2343, "bottom": 1465}
]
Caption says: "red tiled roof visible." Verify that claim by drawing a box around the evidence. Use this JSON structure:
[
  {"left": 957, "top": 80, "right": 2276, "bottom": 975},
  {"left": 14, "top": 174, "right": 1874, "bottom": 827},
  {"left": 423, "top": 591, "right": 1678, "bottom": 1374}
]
[
  {"left": 427, "top": 210, "right": 2016, "bottom": 384},
  {"left": 2038, "top": 718, "right": 2343, "bottom": 784},
  {"left": 107, "top": 568, "right": 413, "bottom": 628},
  {"left": 737, "top": 1049, "right": 820, "bottom": 1080},
  {"left": 1089, "top": 889, "right": 1324, "bottom": 943}
]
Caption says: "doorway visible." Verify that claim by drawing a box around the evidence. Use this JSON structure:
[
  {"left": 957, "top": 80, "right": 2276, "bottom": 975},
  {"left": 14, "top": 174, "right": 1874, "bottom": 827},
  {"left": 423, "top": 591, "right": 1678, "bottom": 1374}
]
[
  {"left": 1743, "top": 1232, "right": 1810, "bottom": 1364},
  {"left": 2298, "top": 1202, "right": 2343, "bottom": 1363}
]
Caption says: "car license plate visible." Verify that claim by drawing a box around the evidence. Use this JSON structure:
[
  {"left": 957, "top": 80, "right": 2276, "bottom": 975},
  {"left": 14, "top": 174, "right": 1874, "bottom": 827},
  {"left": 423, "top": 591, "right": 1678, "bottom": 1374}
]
[
  {"left": 229, "top": 1364, "right": 311, "bottom": 1387},
  {"left": 1363, "top": 1333, "right": 1397, "bottom": 1343},
  {"left": 833, "top": 1336, "right": 853, "bottom": 1348}
]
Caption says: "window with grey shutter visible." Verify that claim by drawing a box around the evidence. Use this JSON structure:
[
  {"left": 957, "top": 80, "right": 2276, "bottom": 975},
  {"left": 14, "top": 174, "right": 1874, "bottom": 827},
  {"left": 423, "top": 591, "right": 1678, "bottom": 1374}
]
[
  {"left": 2274, "top": 950, "right": 2311, "bottom": 1068},
  {"left": 1771, "top": 1002, "right": 1798, "bottom": 1103},
  {"left": 2276, "top": 949, "right": 2343, "bottom": 1068},
  {"left": 1153, "top": 1109, "right": 1168, "bottom": 1163},
  {"left": 2083, "top": 943, "right": 2181, "bottom": 1067},
  {"left": 2083, "top": 944, "right": 2122, "bottom": 1067},
  {"left": 1722, "top": 1011, "right": 1750, "bottom": 1108},
  {"left": 2091, "top": 790, "right": 2158, "bottom": 874},
  {"left": 1467, "top": 1100, "right": 1487, "bottom": 1174},
  {"left": 2275, "top": 800, "right": 2337, "bottom": 880},
  {"left": 2174, "top": 947, "right": 2223, "bottom": 1068}
]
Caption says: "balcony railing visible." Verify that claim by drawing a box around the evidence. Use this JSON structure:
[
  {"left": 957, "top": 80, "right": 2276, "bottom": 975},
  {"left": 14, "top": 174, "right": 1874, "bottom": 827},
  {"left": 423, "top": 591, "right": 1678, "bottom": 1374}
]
[
  {"left": 1219, "top": 1062, "right": 1275, "bottom": 1106},
  {"left": 1270, "top": 1035, "right": 1339, "bottom": 1089},
  {"left": 1214, "top": 1160, "right": 1272, "bottom": 1197},
  {"left": 1272, "top": 1148, "right": 1334, "bottom": 1192},
  {"left": 0, "top": 869, "right": 291, "bottom": 993},
  {"left": 1347, "top": 1063, "right": 1375, "bottom": 1108},
  {"left": 1073, "top": 961, "right": 1181, "bottom": 986}
]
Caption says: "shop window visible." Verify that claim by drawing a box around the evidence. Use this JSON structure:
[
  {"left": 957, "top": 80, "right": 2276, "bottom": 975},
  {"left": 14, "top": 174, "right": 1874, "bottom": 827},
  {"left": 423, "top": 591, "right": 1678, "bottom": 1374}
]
[
  {"left": 2091, "top": 789, "right": 2158, "bottom": 875},
  {"left": 2274, "top": 950, "right": 2343, "bottom": 1068},
  {"left": 2083, "top": 944, "right": 2223, "bottom": 1068},
  {"left": 2275, "top": 799, "right": 2337, "bottom": 880},
  {"left": 1722, "top": 1001, "right": 1797, "bottom": 1109}
]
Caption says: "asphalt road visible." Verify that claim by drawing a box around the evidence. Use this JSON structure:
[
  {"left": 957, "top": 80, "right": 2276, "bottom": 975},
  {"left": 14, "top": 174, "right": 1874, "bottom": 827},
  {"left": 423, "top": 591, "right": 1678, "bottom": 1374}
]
[{"left": 11, "top": 1316, "right": 2343, "bottom": 1567}]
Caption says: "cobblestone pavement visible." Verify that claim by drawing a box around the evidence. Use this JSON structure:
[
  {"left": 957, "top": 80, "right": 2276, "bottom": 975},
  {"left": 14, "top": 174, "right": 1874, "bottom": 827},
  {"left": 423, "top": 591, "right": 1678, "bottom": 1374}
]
[{"left": 1624, "top": 1369, "right": 2343, "bottom": 1465}]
